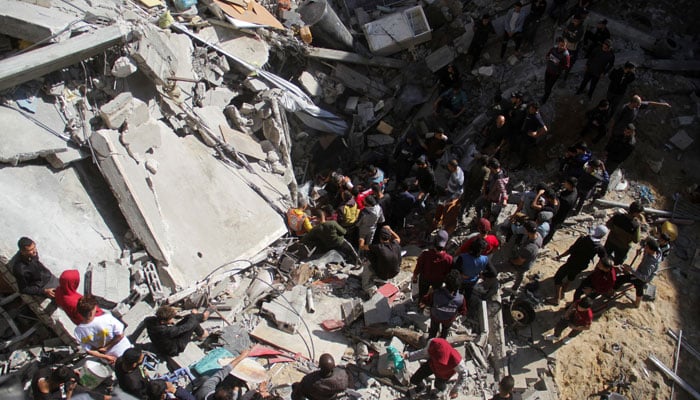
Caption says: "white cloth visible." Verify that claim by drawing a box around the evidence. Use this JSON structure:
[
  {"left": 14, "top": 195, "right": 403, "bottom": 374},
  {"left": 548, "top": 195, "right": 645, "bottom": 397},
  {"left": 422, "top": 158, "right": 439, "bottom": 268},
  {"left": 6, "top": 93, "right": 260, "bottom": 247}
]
[{"left": 74, "top": 313, "right": 131, "bottom": 357}]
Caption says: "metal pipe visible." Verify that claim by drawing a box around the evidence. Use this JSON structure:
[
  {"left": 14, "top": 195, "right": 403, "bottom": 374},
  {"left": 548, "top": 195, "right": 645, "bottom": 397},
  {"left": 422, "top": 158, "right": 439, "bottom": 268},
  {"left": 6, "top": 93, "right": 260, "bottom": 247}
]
[
  {"left": 671, "top": 330, "right": 683, "bottom": 400},
  {"left": 647, "top": 354, "right": 700, "bottom": 400},
  {"left": 667, "top": 329, "right": 700, "bottom": 361}
]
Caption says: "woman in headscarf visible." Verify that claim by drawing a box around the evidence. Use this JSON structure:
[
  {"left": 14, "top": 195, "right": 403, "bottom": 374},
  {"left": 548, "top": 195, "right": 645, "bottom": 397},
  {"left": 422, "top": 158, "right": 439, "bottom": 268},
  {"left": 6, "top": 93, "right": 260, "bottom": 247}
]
[{"left": 55, "top": 269, "right": 103, "bottom": 324}]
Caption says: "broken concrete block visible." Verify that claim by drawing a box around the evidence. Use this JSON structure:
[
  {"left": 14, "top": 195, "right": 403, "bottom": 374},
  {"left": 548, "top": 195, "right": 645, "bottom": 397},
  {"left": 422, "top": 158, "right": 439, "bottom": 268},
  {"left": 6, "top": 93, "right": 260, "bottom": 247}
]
[
  {"left": 244, "top": 77, "right": 269, "bottom": 92},
  {"left": 357, "top": 102, "right": 375, "bottom": 127},
  {"left": 363, "top": 293, "right": 391, "bottom": 326},
  {"left": 200, "top": 87, "right": 237, "bottom": 108},
  {"left": 130, "top": 25, "right": 178, "bottom": 86},
  {"left": 478, "top": 65, "right": 494, "bottom": 77},
  {"left": 111, "top": 56, "right": 138, "bottom": 78},
  {"left": 100, "top": 93, "right": 134, "bottom": 129},
  {"left": 342, "top": 299, "right": 363, "bottom": 325},
  {"left": 674, "top": 116, "right": 695, "bottom": 126},
  {"left": 261, "top": 285, "right": 306, "bottom": 333},
  {"left": 0, "top": 0, "right": 74, "bottom": 43},
  {"left": 299, "top": 71, "right": 322, "bottom": 97},
  {"left": 44, "top": 147, "right": 87, "bottom": 169},
  {"left": 669, "top": 130, "right": 694, "bottom": 150},
  {"left": 121, "top": 301, "right": 154, "bottom": 338},
  {"left": 121, "top": 120, "right": 162, "bottom": 162},
  {"left": 240, "top": 103, "right": 255, "bottom": 115},
  {"left": 367, "top": 134, "right": 394, "bottom": 147},
  {"left": 345, "top": 96, "right": 359, "bottom": 113},
  {"left": 87, "top": 261, "right": 131, "bottom": 304},
  {"left": 425, "top": 45, "right": 456, "bottom": 72},
  {"left": 171, "top": 342, "right": 206, "bottom": 369},
  {"left": 219, "top": 125, "right": 266, "bottom": 160}
]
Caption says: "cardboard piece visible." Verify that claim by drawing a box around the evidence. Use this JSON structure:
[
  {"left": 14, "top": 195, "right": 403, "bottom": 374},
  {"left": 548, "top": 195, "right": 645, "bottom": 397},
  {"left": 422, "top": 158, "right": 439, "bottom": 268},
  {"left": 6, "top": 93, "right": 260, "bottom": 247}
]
[{"left": 213, "top": 0, "right": 284, "bottom": 30}]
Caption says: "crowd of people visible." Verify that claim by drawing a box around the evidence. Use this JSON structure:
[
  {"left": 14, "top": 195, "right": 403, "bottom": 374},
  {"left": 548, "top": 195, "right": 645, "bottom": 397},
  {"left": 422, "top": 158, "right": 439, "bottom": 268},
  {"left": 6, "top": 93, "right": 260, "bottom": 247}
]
[{"left": 7, "top": 1, "right": 675, "bottom": 399}]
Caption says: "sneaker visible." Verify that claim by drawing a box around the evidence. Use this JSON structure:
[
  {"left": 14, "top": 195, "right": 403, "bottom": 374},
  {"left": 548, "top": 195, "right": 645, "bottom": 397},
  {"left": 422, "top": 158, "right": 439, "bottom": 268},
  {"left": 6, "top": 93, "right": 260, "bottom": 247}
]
[
  {"left": 544, "top": 334, "right": 557, "bottom": 342},
  {"left": 562, "top": 337, "right": 573, "bottom": 345},
  {"left": 408, "top": 386, "right": 427, "bottom": 399}
]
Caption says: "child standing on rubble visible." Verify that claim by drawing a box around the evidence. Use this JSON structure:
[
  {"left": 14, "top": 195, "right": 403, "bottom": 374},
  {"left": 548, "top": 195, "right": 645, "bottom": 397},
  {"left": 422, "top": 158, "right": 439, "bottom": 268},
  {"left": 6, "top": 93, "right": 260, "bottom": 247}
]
[{"left": 421, "top": 270, "right": 467, "bottom": 339}]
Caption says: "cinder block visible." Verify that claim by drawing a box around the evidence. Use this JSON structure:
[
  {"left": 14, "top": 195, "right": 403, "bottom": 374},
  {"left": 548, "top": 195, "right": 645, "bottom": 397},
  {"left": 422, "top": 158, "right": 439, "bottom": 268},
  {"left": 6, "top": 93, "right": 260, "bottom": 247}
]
[
  {"left": 88, "top": 261, "right": 131, "bottom": 304},
  {"left": 99, "top": 92, "right": 133, "bottom": 129},
  {"left": 244, "top": 77, "right": 269, "bottom": 92},
  {"left": 363, "top": 293, "right": 391, "bottom": 326}
]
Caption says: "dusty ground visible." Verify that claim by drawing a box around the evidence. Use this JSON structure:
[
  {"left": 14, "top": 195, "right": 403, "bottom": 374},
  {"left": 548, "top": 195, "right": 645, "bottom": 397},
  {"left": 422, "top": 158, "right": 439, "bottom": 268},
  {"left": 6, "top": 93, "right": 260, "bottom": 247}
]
[{"left": 506, "top": 66, "right": 700, "bottom": 399}]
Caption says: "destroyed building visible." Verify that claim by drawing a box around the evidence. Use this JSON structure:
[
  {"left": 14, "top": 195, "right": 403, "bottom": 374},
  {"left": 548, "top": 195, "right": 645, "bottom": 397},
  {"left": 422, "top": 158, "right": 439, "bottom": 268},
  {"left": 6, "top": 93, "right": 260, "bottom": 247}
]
[{"left": 1, "top": 0, "right": 700, "bottom": 399}]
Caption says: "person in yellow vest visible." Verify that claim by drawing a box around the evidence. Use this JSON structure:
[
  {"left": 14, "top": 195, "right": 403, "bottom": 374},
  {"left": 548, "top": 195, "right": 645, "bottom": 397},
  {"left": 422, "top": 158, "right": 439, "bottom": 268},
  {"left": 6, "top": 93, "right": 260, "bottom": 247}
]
[{"left": 287, "top": 197, "right": 313, "bottom": 236}]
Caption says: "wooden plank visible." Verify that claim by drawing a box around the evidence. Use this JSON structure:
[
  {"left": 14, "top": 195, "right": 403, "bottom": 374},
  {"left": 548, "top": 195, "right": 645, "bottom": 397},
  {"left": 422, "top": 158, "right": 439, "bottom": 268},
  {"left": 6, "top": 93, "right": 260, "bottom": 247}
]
[
  {"left": 306, "top": 46, "right": 406, "bottom": 69},
  {"left": 0, "top": 25, "right": 128, "bottom": 91},
  {"left": 0, "top": 0, "right": 75, "bottom": 43}
]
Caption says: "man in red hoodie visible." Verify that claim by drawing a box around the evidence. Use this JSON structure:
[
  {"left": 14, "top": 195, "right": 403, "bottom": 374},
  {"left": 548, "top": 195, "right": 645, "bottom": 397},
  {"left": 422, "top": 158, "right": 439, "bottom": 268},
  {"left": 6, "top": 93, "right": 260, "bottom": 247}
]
[
  {"left": 405, "top": 338, "right": 467, "bottom": 398},
  {"left": 55, "top": 269, "right": 104, "bottom": 325}
]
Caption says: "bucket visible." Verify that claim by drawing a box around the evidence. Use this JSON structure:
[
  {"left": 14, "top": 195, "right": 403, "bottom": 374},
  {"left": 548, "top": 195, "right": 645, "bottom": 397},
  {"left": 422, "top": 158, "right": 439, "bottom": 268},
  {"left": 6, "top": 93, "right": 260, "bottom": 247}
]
[
  {"left": 299, "top": 0, "right": 354, "bottom": 50},
  {"left": 78, "top": 360, "right": 112, "bottom": 389}
]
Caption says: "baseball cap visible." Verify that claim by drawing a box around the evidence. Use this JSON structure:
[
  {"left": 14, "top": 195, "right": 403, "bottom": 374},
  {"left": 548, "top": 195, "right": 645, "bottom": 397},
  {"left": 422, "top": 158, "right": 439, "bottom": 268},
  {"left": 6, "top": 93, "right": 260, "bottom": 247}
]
[
  {"left": 477, "top": 218, "right": 491, "bottom": 232},
  {"left": 434, "top": 230, "right": 449, "bottom": 247},
  {"left": 416, "top": 155, "right": 427, "bottom": 165},
  {"left": 589, "top": 225, "right": 609, "bottom": 241}
]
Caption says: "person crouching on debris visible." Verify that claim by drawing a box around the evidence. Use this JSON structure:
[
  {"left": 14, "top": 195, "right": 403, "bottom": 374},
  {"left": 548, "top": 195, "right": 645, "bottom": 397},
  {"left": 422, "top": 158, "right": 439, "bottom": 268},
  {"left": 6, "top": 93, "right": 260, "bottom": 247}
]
[
  {"left": 116, "top": 348, "right": 149, "bottom": 399},
  {"left": 291, "top": 353, "right": 352, "bottom": 400},
  {"left": 362, "top": 226, "right": 401, "bottom": 298},
  {"left": 545, "top": 296, "right": 593, "bottom": 344},
  {"left": 613, "top": 238, "right": 661, "bottom": 308},
  {"left": 421, "top": 270, "right": 467, "bottom": 339},
  {"left": 195, "top": 349, "right": 251, "bottom": 400},
  {"left": 404, "top": 338, "right": 467, "bottom": 399},
  {"left": 74, "top": 295, "right": 132, "bottom": 364},
  {"left": 11, "top": 236, "right": 59, "bottom": 298},
  {"left": 287, "top": 197, "right": 313, "bottom": 237},
  {"left": 145, "top": 305, "right": 211, "bottom": 357}
]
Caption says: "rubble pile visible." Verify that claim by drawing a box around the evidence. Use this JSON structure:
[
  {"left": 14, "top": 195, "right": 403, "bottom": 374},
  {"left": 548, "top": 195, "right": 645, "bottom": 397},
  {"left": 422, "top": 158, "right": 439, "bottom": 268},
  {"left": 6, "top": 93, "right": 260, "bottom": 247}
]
[{"left": 0, "top": 0, "right": 699, "bottom": 399}]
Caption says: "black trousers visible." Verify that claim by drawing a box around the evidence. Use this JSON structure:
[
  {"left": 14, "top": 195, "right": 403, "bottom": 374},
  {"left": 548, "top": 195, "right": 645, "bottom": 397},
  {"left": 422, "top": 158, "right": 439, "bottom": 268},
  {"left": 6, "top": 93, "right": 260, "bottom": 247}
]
[
  {"left": 542, "top": 72, "right": 560, "bottom": 103},
  {"left": 577, "top": 72, "right": 601, "bottom": 98},
  {"left": 410, "top": 362, "right": 449, "bottom": 392}
]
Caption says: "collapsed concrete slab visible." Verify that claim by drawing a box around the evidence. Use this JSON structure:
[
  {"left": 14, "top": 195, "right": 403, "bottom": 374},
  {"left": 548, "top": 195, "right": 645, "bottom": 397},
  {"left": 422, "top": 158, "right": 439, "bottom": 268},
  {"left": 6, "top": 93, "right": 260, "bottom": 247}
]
[
  {"left": 0, "top": 106, "right": 68, "bottom": 165},
  {"left": 0, "top": 164, "right": 123, "bottom": 276},
  {"left": 90, "top": 121, "right": 287, "bottom": 288},
  {"left": 0, "top": 0, "right": 75, "bottom": 43}
]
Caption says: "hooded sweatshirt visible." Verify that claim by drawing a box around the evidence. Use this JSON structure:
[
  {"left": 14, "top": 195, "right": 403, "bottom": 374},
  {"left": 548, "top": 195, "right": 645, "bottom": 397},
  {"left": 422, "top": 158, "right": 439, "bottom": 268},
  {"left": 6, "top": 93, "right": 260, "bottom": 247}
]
[{"left": 55, "top": 269, "right": 103, "bottom": 324}]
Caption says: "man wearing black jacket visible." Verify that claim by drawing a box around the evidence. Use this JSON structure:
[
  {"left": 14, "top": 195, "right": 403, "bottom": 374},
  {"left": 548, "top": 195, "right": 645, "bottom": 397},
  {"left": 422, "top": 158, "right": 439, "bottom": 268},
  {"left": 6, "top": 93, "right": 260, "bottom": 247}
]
[
  {"left": 145, "top": 305, "right": 210, "bottom": 357},
  {"left": 605, "top": 62, "right": 636, "bottom": 115},
  {"left": 12, "top": 237, "right": 58, "bottom": 298},
  {"left": 576, "top": 39, "right": 615, "bottom": 99}
]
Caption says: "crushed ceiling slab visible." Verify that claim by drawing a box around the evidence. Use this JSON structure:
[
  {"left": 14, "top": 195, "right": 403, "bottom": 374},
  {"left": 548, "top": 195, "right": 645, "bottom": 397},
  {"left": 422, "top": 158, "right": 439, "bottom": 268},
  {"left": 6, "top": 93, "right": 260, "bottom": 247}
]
[
  {"left": 0, "top": 0, "right": 75, "bottom": 43},
  {"left": 90, "top": 121, "right": 288, "bottom": 288},
  {"left": 0, "top": 163, "right": 123, "bottom": 277},
  {"left": 0, "top": 106, "right": 69, "bottom": 165}
]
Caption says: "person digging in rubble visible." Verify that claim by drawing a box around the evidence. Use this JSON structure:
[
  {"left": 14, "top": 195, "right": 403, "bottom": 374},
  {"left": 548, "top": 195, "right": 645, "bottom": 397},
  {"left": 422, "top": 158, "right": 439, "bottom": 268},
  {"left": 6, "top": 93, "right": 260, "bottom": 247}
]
[
  {"left": 362, "top": 226, "right": 401, "bottom": 298},
  {"left": 548, "top": 225, "right": 608, "bottom": 306},
  {"left": 145, "top": 304, "right": 212, "bottom": 358},
  {"left": 11, "top": 237, "right": 59, "bottom": 298},
  {"left": 75, "top": 295, "right": 132, "bottom": 364},
  {"left": 473, "top": 158, "right": 509, "bottom": 224},
  {"left": 413, "top": 230, "right": 453, "bottom": 301},
  {"left": 454, "top": 238, "right": 490, "bottom": 301},
  {"left": 544, "top": 296, "right": 593, "bottom": 344},
  {"left": 287, "top": 197, "right": 313, "bottom": 237},
  {"left": 421, "top": 269, "right": 467, "bottom": 339},
  {"left": 55, "top": 269, "right": 105, "bottom": 325},
  {"left": 456, "top": 218, "right": 500, "bottom": 257},
  {"left": 491, "top": 375, "right": 515, "bottom": 400},
  {"left": 613, "top": 238, "right": 661, "bottom": 308},
  {"left": 115, "top": 348, "right": 150, "bottom": 399},
  {"left": 291, "top": 353, "right": 352, "bottom": 400},
  {"left": 421, "top": 128, "right": 452, "bottom": 165},
  {"left": 302, "top": 208, "right": 359, "bottom": 264},
  {"left": 195, "top": 349, "right": 251, "bottom": 400},
  {"left": 413, "top": 155, "right": 436, "bottom": 205},
  {"left": 404, "top": 338, "right": 467, "bottom": 399},
  {"left": 573, "top": 256, "right": 617, "bottom": 302}
]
